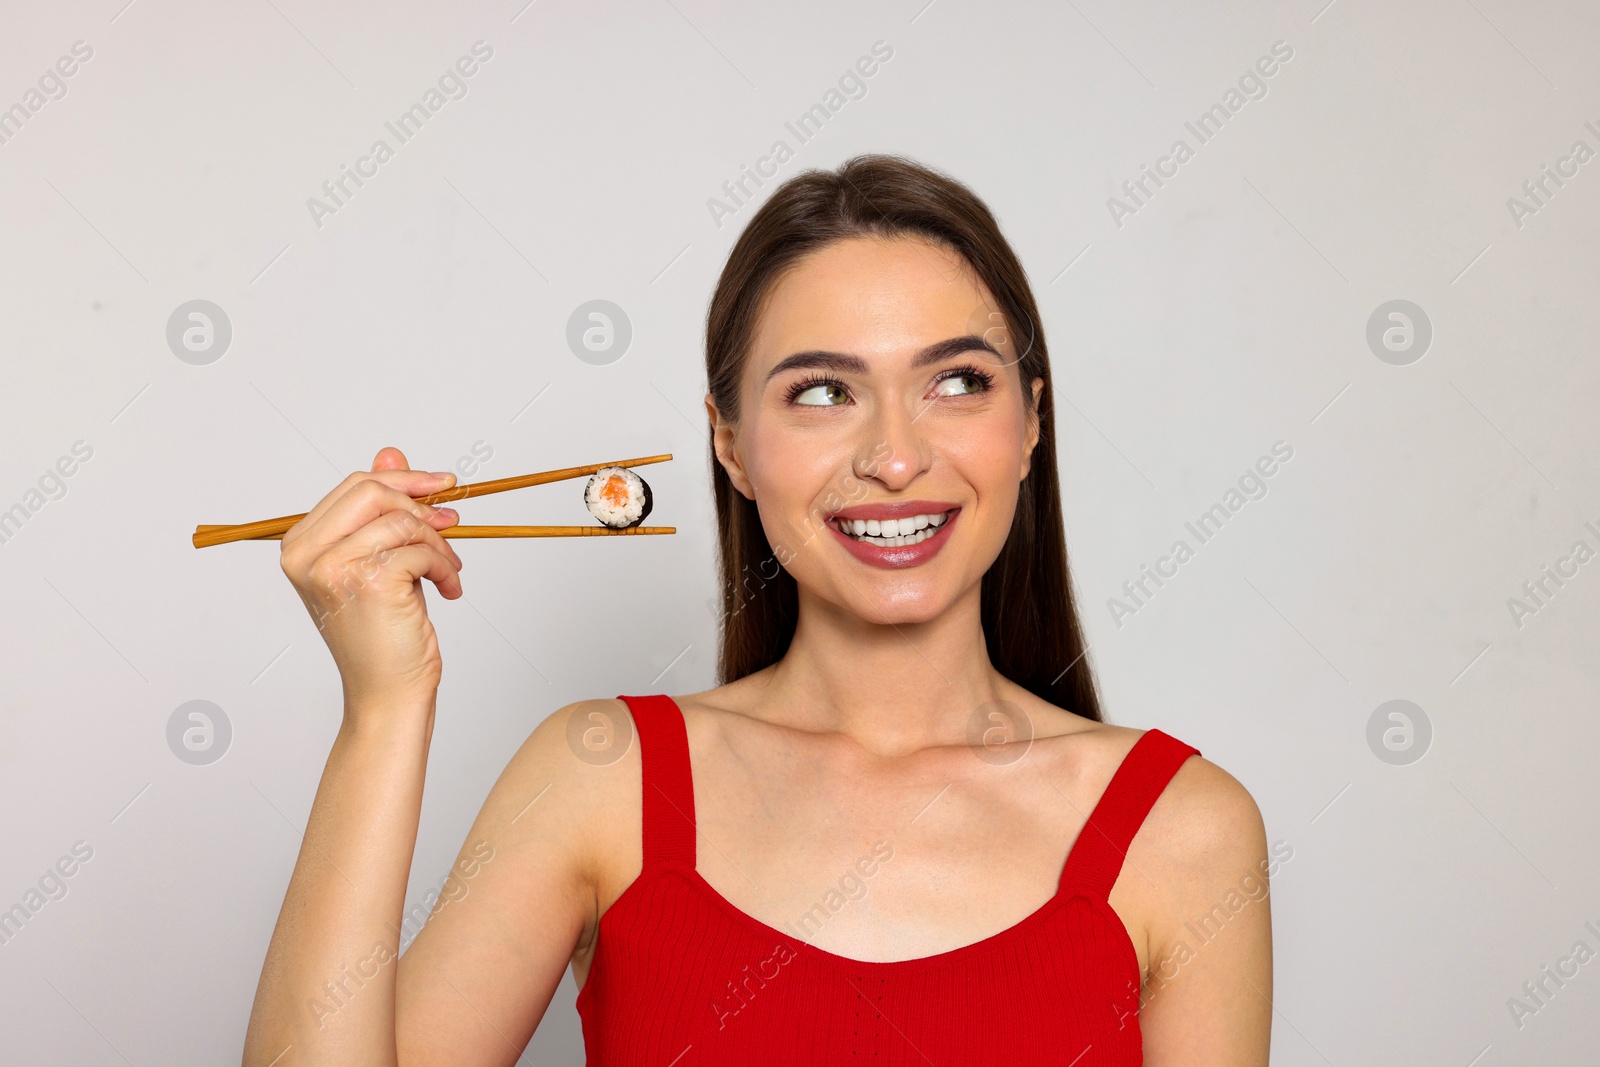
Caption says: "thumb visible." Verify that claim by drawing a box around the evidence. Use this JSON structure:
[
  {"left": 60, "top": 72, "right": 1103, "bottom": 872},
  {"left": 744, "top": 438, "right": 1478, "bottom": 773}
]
[{"left": 372, "top": 446, "right": 410, "bottom": 472}]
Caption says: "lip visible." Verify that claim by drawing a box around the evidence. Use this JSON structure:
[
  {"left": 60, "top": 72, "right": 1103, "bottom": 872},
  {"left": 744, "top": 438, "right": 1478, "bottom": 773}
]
[
  {"left": 828, "top": 506, "right": 961, "bottom": 570},
  {"left": 828, "top": 499, "right": 960, "bottom": 522}
]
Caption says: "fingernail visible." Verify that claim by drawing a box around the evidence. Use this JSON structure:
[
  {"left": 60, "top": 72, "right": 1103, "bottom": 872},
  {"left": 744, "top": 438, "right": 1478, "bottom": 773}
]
[
  {"left": 432, "top": 470, "right": 455, "bottom": 480},
  {"left": 437, "top": 507, "right": 458, "bottom": 520}
]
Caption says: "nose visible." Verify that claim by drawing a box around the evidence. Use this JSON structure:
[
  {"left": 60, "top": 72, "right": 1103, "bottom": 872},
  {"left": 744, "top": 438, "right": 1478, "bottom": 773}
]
[{"left": 853, "top": 398, "right": 932, "bottom": 491}]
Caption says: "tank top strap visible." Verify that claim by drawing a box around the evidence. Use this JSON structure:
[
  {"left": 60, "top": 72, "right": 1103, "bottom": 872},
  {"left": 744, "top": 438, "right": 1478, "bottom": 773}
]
[
  {"left": 617, "top": 694, "right": 697, "bottom": 868},
  {"left": 1057, "top": 728, "right": 1201, "bottom": 901}
]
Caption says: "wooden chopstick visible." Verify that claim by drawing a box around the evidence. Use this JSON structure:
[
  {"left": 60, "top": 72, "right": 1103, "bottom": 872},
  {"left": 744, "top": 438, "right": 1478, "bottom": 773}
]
[
  {"left": 192, "top": 453, "right": 671, "bottom": 549},
  {"left": 193, "top": 525, "right": 676, "bottom": 540}
]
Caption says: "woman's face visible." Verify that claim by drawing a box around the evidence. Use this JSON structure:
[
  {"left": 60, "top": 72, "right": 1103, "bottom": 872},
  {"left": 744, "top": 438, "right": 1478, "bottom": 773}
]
[{"left": 710, "top": 235, "right": 1043, "bottom": 627}]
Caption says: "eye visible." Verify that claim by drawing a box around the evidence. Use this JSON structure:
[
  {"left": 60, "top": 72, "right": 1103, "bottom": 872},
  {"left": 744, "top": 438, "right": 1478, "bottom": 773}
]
[
  {"left": 932, "top": 372, "right": 991, "bottom": 397},
  {"left": 791, "top": 382, "right": 850, "bottom": 406}
]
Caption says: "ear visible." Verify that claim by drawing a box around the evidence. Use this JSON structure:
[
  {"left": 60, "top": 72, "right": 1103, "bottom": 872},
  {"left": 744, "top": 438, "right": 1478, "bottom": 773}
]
[
  {"left": 1019, "top": 377, "right": 1044, "bottom": 480},
  {"left": 706, "top": 393, "right": 756, "bottom": 500}
]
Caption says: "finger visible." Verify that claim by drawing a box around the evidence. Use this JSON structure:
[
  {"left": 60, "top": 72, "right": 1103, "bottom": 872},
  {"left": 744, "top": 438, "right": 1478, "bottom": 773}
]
[
  {"left": 339, "top": 502, "right": 464, "bottom": 577},
  {"left": 285, "top": 468, "right": 449, "bottom": 555},
  {"left": 284, "top": 468, "right": 457, "bottom": 554},
  {"left": 291, "top": 476, "right": 461, "bottom": 565},
  {"left": 332, "top": 511, "right": 467, "bottom": 598},
  {"left": 316, "top": 540, "right": 462, "bottom": 603},
  {"left": 291, "top": 445, "right": 449, "bottom": 545},
  {"left": 372, "top": 542, "right": 464, "bottom": 599}
]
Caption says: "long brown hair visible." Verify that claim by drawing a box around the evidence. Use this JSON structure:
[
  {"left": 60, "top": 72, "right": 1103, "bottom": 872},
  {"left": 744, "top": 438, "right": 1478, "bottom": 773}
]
[{"left": 704, "top": 154, "right": 1103, "bottom": 722}]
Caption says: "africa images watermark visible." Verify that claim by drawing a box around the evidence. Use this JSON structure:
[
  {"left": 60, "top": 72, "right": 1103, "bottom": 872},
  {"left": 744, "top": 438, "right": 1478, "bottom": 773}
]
[
  {"left": 399, "top": 838, "right": 496, "bottom": 952},
  {"left": 709, "top": 840, "right": 894, "bottom": 1032},
  {"left": 306, "top": 507, "right": 441, "bottom": 633},
  {"left": 1504, "top": 117, "right": 1600, "bottom": 230},
  {"left": 302, "top": 442, "right": 492, "bottom": 631},
  {"left": 1504, "top": 516, "right": 1600, "bottom": 630},
  {"left": 1506, "top": 914, "right": 1600, "bottom": 1030},
  {"left": 709, "top": 441, "right": 896, "bottom": 625},
  {"left": 1108, "top": 39, "right": 1295, "bottom": 229},
  {"left": 309, "top": 839, "right": 495, "bottom": 1029},
  {"left": 0, "top": 440, "right": 94, "bottom": 548},
  {"left": 707, "top": 942, "right": 798, "bottom": 1032},
  {"left": 0, "top": 39, "right": 94, "bottom": 148},
  {"left": 706, "top": 40, "right": 894, "bottom": 229},
  {"left": 307, "top": 941, "right": 399, "bottom": 1032},
  {"left": 707, "top": 315, "right": 1037, "bottom": 625},
  {"left": 305, "top": 40, "right": 495, "bottom": 230},
  {"left": 1107, "top": 440, "right": 1295, "bottom": 628},
  {"left": 782, "top": 839, "right": 895, "bottom": 945},
  {"left": 0, "top": 840, "right": 95, "bottom": 948},
  {"left": 1113, "top": 838, "right": 1294, "bottom": 1029}
]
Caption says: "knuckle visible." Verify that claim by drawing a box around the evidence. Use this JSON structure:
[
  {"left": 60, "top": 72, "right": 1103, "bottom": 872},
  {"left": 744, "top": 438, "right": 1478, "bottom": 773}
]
[
  {"left": 381, "top": 509, "right": 425, "bottom": 540},
  {"left": 307, "top": 554, "right": 347, "bottom": 592},
  {"left": 330, "top": 471, "right": 366, "bottom": 499},
  {"left": 434, "top": 537, "right": 461, "bottom": 569}
]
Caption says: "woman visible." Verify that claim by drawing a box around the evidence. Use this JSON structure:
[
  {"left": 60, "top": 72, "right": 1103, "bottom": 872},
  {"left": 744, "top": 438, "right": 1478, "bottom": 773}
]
[{"left": 244, "top": 155, "right": 1272, "bottom": 1065}]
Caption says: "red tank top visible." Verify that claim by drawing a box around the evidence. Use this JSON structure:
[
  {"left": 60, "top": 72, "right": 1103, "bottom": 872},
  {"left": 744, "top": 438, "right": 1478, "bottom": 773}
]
[{"left": 576, "top": 694, "right": 1201, "bottom": 1065}]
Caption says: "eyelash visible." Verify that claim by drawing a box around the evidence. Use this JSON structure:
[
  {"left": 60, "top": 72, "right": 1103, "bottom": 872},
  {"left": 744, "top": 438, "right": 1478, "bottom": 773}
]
[{"left": 782, "top": 365, "right": 997, "bottom": 405}]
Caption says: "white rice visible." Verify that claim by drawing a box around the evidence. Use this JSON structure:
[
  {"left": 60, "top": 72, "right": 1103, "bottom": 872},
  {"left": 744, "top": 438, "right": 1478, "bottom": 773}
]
[{"left": 584, "top": 466, "right": 652, "bottom": 528}]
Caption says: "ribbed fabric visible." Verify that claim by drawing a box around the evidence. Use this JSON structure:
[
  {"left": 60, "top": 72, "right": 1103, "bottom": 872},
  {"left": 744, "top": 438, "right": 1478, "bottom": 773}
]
[{"left": 576, "top": 694, "right": 1202, "bottom": 1065}]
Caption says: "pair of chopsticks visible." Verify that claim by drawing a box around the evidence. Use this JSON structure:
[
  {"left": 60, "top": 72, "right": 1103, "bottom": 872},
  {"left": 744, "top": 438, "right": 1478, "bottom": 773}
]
[{"left": 192, "top": 454, "right": 674, "bottom": 549}]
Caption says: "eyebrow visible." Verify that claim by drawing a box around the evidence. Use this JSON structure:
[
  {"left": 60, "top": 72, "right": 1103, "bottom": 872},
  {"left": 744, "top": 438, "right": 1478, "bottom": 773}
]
[{"left": 764, "top": 334, "right": 1003, "bottom": 381}]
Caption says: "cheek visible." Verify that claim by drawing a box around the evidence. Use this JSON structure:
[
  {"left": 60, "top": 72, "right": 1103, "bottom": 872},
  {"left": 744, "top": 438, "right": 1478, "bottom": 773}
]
[
  {"left": 742, "top": 419, "right": 852, "bottom": 545},
  {"left": 946, "top": 413, "right": 1029, "bottom": 490},
  {"left": 742, "top": 420, "right": 788, "bottom": 485}
]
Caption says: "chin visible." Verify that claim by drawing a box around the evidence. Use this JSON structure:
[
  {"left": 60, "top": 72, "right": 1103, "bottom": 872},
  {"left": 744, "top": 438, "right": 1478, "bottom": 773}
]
[{"left": 838, "top": 583, "right": 952, "bottom": 627}]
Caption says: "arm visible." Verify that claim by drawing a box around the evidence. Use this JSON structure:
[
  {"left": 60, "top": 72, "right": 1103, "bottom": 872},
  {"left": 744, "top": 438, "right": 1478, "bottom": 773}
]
[
  {"left": 392, "top": 699, "right": 624, "bottom": 1063},
  {"left": 1136, "top": 757, "right": 1275, "bottom": 1066},
  {"left": 240, "top": 447, "right": 598, "bottom": 1065},
  {"left": 242, "top": 700, "right": 605, "bottom": 1067},
  {"left": 241, "top": 702, "right": 439, "bottom": 1065}
]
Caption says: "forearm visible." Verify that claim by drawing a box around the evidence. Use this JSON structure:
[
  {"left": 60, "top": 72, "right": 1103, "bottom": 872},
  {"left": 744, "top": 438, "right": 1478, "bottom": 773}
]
[{"left": 242, "top": 700, "right": 435, "bottom": 1067}]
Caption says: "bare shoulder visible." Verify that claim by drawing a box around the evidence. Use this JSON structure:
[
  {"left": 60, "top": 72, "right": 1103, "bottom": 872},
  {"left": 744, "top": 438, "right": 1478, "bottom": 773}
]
[
  {"left": 521, "top": 696, "right": 643, "bottom": 861},
  {"left": 392, "top": 697, "right": 649, "bottom": 1058},
  {"left": 1119, "top": 738, "right": 1275, "bottom": 1060},
  {"left": 1137, "top": 742, "right": 1266, "bottom": 875},
  {"left": 463, "top": 698, "right": 645, "bottom": 907},
  {"left": 1121, "top": 737, "right": 1272, "bottom": 957},
  {"left": 501, "top": 696, "right": 642, "bottom": 797},
  {"left": 545, "top": 686, "right": 759, "bottom": 897}
]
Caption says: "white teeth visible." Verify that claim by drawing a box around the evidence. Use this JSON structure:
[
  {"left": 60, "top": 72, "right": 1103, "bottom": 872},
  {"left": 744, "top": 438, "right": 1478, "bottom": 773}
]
[{"left": 835, "top": 510, "right": 953, "bottom": 547}]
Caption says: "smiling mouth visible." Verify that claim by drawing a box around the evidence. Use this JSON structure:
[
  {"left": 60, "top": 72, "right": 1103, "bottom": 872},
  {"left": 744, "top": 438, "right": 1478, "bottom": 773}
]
[{"left": 829, "top": 509, "right": 955, "bottom": 548}]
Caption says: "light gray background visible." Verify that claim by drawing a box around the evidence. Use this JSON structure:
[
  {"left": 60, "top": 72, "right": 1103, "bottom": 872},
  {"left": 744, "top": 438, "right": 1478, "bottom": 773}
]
[{"left": 2, "top": 0, "right": 1597, "bottom": 1063}]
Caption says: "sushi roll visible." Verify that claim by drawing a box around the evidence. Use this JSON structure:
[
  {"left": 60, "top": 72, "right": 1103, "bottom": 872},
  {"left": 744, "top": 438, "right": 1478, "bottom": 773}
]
[{"left": 584, "top": 466, "right": 653, "bottom": 528}]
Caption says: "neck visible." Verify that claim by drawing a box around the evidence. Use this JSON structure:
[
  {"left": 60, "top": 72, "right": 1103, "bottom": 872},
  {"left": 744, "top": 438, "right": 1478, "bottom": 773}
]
[{"left": 765, "top": 582, "right": 1008, "bottom": 756}]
